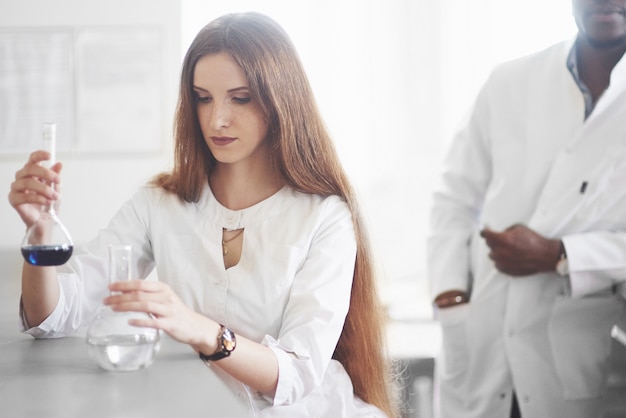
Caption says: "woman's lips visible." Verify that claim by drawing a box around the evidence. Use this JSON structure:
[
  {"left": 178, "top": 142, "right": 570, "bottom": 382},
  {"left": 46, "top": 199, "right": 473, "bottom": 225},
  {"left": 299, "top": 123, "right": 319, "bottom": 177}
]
[{"left": 211, "top": 136, "right": 236, "bottom": 146}]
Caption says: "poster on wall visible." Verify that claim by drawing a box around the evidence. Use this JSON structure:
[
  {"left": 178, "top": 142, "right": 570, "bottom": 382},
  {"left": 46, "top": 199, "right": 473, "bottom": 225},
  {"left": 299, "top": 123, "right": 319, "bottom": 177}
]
[
  {"left": 0, "top": 29, "right": 75, "bottom": 155},
  {"left": 75, "top": 26, "right": 162, "bottom": 154},
  {"left": 0, "top": 26, "right": 163, "bottom": 158}
]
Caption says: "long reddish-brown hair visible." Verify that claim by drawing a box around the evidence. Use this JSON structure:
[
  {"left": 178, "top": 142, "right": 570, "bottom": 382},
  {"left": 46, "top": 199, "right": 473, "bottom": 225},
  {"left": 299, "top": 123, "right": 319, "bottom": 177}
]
[{"left": 153, "top": 12, "right": 398, "bottom": 417}]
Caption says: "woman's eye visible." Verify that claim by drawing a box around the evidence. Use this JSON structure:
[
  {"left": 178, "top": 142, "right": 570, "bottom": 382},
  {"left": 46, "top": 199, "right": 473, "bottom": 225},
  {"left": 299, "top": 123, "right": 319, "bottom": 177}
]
[
  {"left": 233, "top": 97, "right": 251, "bottom": 104},
  {"left": 193, "top": 92, "right": 211, "bottom": 103}
]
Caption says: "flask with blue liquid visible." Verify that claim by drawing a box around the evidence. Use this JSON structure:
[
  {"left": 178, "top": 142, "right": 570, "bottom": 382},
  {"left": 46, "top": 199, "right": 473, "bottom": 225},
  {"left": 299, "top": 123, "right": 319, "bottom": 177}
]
[{"left": 20, "top": 123, "right": 73, "bottom": 266}]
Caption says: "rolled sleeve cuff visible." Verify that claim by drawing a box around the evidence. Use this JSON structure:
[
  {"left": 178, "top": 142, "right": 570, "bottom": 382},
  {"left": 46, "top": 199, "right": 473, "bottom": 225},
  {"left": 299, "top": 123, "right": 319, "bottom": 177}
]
[
  {"left": 19, "top": 290, "right": 67, "bottom": 339},
  {"left": 564, "top": 236, "right": 619, "bottom": 298},
  {"left": 569, "top": 272, "right": 615, "bottom": 298},
  {"left": 261, "top": 334, "right": 310, "bottom": 406}
]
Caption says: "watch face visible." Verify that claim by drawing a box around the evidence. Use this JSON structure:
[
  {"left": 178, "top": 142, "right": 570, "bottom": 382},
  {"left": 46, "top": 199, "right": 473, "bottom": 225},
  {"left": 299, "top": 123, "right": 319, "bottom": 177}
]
[{"left": 222, "top": 327, "right": 236, "bottom": 352}]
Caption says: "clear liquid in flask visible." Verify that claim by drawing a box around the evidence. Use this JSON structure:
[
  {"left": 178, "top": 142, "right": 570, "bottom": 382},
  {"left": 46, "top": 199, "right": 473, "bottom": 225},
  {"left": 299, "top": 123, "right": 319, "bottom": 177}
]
[
  {"left": 86, "top": 244, "right": 160, "bottom": 371},
  {"left": 87, "top": 324, "right": 160, "bottom": 371}
]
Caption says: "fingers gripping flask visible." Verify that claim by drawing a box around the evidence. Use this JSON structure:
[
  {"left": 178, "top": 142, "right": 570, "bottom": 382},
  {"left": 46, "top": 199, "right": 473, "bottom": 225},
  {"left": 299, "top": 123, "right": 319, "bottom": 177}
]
[
  {"left": 86, "top": 245, "right": 160, "bottom": 371},
  {"left": 21, "top": 123, "right": 73, "bottom": 266}
]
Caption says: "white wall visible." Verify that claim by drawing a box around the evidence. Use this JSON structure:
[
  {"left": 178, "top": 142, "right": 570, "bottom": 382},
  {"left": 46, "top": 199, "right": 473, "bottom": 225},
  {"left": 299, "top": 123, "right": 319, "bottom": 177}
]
[
  {"left": 0, "top": 0, "right": 576, "bottom": 318},
  {"left": 180, "top": 1, "right": 445, "bottom": 297},
  {"left": 179, "top": 0, "right": 576, "bottom": 316},
  {"left": 0, "top": 0, "right": 181, "bottom": 250}
]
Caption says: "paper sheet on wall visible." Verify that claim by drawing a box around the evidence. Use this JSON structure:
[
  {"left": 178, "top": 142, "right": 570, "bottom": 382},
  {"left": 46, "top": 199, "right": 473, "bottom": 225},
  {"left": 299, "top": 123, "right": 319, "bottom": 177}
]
[
  {"left": 0, "top": 26, "right": 163, "bottom": 157},
  {"left": 0, "top": 29, "right": 74, "bottom": 155},
  {"left": 75, "top": 27, "right": 162, "bottom": 154}
]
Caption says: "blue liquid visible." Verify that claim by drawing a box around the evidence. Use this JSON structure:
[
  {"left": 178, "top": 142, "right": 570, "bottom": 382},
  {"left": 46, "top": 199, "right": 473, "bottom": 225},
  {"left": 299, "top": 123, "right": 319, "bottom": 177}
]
[{"left": 21, "top": 245, "right": 73, "bottom": 266}]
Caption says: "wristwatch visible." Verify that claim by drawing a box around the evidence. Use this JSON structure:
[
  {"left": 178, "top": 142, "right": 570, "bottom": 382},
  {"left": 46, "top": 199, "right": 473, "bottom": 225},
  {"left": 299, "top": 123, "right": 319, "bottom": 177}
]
[
  {"left": 434, "top": 290, "right": 469, "bottom": 308},
  {"left": 555, "top": 241, "right": 569, "bottom": 276},
  {"left": 199, "top": 325, "right": 237, "bottom": 362}
]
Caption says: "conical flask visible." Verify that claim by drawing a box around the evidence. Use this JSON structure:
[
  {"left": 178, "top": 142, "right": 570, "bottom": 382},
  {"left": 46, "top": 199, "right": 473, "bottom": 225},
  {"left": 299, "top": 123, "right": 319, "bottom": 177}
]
[
  {"left": 86, "top": 244, "right": 160, "bottom": 371},
  {"left": 21, "top": 123, "right": 73, "bottom": 266}
]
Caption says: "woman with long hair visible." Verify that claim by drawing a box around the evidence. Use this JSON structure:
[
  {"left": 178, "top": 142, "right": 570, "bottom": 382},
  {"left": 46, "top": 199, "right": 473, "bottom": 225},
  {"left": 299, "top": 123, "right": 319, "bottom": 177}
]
[{"left": 9, "top": 12, "right": 397, "bottom": 417}]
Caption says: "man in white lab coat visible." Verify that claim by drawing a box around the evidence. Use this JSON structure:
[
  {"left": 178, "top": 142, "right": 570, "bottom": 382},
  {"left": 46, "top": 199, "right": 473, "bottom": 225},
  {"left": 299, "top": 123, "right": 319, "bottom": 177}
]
[{"left": 428, "top": 0, "right": 626, "bottom": 417}]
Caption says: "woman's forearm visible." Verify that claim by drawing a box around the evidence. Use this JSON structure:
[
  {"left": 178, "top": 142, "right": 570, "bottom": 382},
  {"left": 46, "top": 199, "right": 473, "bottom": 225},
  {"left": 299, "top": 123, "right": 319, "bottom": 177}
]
[
  {"left": 192, "top": 319, "right": 278, "bottom": 397},
  {"left": 21, "top": 262, "right": 60, "bottom": 327},
  {"left": 214, "top": 336, "right": 279, "bottom": 397}
]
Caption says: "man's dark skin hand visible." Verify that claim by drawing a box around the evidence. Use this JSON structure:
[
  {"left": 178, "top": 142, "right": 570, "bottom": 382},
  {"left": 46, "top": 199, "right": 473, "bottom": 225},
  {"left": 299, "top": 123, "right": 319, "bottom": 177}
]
[{"left": 480, "top": 224, "right": 562, "bottom": 276}]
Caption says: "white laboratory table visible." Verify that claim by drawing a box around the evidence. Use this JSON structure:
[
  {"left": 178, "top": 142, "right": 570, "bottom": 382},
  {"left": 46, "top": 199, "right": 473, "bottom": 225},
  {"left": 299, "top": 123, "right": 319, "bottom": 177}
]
[
  {"left": 0, "top": 255, "right": 252, "bottom": 418},
  {"left": 0, "top": 326, "right": 252, "bottom": 418}
]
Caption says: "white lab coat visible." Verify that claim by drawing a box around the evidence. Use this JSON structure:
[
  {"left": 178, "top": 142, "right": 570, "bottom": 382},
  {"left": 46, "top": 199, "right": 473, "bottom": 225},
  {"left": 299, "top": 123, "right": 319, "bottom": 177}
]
[
  {"left": 428, "top": 39, "right": 626, "bottom": 418},
  {"left": 21, "top": 185, "right": 385, "bottom": 417}
]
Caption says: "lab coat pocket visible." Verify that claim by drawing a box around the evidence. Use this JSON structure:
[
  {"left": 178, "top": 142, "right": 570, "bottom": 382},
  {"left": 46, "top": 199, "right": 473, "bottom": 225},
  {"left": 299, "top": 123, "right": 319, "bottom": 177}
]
[
  {"left": 437, "top": 303, "right": 470, "bottom": 380},
  {"left": 548, "top": 295, "right": 621, "bottom": 399},
  {"left": 574, "top": 145, "right": 626, "bottom": 229}
]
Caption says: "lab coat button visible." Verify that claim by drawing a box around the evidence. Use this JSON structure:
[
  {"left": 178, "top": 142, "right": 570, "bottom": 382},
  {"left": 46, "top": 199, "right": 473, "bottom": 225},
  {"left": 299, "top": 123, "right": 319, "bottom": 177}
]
[
  {"left": 499, "top": 393, "right": 507, "bottom": 399},
  {"left": 523, "top": 395, "right": 530, "bottom": 403},
  {"left": 224, "top": 213, "right": 242, "bottom": 229}
]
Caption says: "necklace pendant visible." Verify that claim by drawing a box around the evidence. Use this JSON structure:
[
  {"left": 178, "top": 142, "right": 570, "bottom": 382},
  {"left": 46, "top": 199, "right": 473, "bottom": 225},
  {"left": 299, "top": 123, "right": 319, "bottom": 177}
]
[{"left": 222, "top": 241, "right": 228, "bottom": 256}]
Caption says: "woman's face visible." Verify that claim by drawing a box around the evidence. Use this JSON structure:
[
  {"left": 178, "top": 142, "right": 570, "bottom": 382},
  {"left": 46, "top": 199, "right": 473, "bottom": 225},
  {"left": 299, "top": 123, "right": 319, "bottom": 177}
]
[{"left": 193, "top": 52, "right": 269, "bottom": 167}]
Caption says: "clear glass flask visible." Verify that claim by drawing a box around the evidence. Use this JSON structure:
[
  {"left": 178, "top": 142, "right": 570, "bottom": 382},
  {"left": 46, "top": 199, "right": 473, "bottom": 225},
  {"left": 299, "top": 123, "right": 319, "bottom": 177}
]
[
  {"left": 86, "top": 244, "right": 160, "bottom": 371},
  {"left": 21, "top": 123, "right": 74, "bottom": 266}
]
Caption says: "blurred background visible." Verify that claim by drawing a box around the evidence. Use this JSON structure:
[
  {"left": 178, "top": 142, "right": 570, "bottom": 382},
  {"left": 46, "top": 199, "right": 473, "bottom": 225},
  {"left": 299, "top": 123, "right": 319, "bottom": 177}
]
[{"left": 0, "top": 1, "right": 577, "bottom": 416}]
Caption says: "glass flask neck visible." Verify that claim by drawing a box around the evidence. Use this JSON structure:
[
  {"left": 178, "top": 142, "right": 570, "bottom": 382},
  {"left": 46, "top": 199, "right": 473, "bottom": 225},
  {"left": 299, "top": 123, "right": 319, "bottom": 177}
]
[
  {"left": 108, "top": 245, "right": 132, "bottom": 285},
  {"left": 43, "top": 187, "right": 58, "bottom": 216},
  {"left": 41, "top": 123, "right": 59, "bottom": 217}
]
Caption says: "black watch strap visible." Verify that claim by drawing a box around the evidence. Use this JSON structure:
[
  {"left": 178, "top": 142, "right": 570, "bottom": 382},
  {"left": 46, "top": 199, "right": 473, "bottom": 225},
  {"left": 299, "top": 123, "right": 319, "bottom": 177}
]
[
  {"left": 199, "top": 350, "right": 230, "bottom": 362},
  {"left": 199, "top": 325, "right": 236, "bottom": 362}
]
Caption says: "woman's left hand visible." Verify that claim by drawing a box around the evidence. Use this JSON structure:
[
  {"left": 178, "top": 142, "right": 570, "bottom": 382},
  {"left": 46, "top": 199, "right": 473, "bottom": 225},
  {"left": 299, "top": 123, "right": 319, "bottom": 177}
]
[{"left": 104, "top": 280, "right": 219, "bottom": 350}]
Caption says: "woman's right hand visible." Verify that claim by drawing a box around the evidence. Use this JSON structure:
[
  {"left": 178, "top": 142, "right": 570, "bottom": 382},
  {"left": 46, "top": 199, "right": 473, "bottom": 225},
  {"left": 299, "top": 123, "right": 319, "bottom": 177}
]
[{"left": 8, "top": 150, "right": 62, "bottom": 228}]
